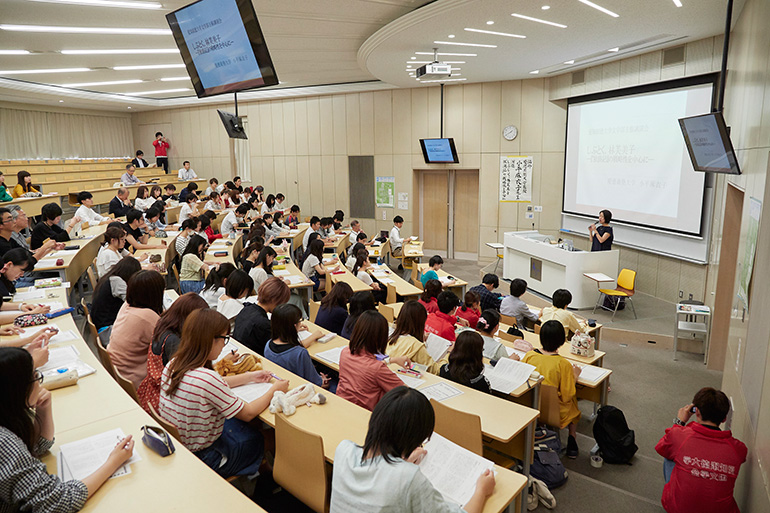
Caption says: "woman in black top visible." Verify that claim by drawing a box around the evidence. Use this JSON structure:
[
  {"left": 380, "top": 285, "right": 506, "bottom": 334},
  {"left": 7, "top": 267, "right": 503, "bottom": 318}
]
[
  {"left": 340, "top": 291, "right": 376, "bottom": 340},
  {"left": 232, "top": 276, "right": 290, "bottom": 355},
  {"left": 315, "top": 281, "right": 353, "bottom": 334},
  {"left": 589, "top": 209, "right": 614, "bottom": 252},
  {"left": 30, "top": 203, "right": 80, "bottom": 250},
  {"left": 439, "top": 331, "right": 491, "bottom": 394},
  {"left": 149, "top": 292, "right": 209, "bottom": 366},
  {"left": 90, "top": 257, "right": 142, "bottom": 335}
]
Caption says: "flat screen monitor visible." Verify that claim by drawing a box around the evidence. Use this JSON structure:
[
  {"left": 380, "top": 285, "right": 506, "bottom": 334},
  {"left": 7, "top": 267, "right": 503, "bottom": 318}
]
[
  {"left": 166, "top": 0, "right": 278, "bottom": 98},
  {"left": 419, "top": 138, "right": 459, "bottom": 164},
  {"left": 217, "top": 110, "right": 247, "bottom": 139},
  {"left": 679, "top": 112, "right": 741, "bottom": 174}
]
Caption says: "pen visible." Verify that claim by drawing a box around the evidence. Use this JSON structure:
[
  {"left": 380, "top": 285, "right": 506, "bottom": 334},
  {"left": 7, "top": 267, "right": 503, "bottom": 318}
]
[{"left": 270, "top": 373, "right": 285, "bottom": 381}]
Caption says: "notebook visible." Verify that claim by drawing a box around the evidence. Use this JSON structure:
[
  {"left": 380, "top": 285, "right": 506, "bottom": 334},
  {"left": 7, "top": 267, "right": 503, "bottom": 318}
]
[{"left": 484, "top": 358, "right": 535, "bottom": 394}]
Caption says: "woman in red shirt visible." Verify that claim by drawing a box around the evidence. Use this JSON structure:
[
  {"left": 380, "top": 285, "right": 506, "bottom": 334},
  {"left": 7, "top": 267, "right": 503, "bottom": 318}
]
[
  {"left": 455, "top": 290, "right": 481, "bottom": 328},
  {"left": 418, "top": 279, "right": 441, "bottom": 314}
]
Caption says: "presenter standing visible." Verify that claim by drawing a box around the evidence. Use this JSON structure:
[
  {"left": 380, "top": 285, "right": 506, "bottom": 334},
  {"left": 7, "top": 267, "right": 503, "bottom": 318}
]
[{"left": 589, "top": 210, "right": 613, "bottom": 251}]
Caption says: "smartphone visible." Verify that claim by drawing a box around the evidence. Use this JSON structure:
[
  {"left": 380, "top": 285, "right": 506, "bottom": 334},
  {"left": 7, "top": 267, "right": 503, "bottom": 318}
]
[{"left": 691, "top": 406, "right": 697, "bottom": 413}]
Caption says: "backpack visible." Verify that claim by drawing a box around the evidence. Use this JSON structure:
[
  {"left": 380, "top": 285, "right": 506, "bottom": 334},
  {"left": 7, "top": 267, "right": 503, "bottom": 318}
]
[
  {"left": 603, "top": 295, "right": 625, "bottom": 310},
  {"left": 530, "top": 427, "right": 568, "bottom": 489},
  {"left": 593, "top": 405, "right": 638, "bottom": 464}
]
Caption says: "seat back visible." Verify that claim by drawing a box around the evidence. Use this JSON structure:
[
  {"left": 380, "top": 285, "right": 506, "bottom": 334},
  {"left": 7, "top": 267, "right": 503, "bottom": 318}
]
[
  {"left": 534, "top": 323, "right": 541, "bottom": 335},
  {"left": 377, "top": 303, "right": 395, "bottom": 323},
  {"left": 410, "top": 264, "right": 423, "bottom": 289},
  {"left": 86, "top": 266, "right": 98, "bottom": 291},
  {"left": 147, "top": 402, "right": 182, "bottom": 441},
  {"left": 274, "top": 414, "right": 329, "bottom": 513},
  {"left": 430, "top": 399, "right": 483, "bottom": 455},
  {"left": 309, "top": 301, "right": 321, "bottom": 322},
  {"left": 539, "top": 384, "right": 562, "bottom": 429},
  {"left": 386, "top": 283, "right": 397, "bottom": 304},
  {"left": 497, "top": 330, "right": 522, "bottom": 343},
  {"left": 499, "top": 313, "right": 518, "bottom": 328},
  {"left": 114, "top": 367, "right": 140, "bottom": 404},
  {"left": 95, "top": 341, "right": 117, "bottom": 379},
  {"left": 617, "top": 268, "right": 636, "bottom": 292}
]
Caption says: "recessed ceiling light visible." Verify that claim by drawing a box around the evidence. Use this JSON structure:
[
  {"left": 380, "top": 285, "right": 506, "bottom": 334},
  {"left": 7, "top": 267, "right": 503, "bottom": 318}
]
[
  {"left": 407, "top": 65, "right": 412, "bottom": 68},
  {"left": 62, "top": 79, "right": 143, "bottom": 87},
  {"left": 415, "top": 52, "right": 477, "bottom": 57},
  {"left": 448, "top": 34, "right": 455, "bottom": 38},
  {"left": 564, "top": 60, "right": 575, "bottom": 64},
  {"left": 672, "top": 0, "right": 682, "bottom": 5},
  {"left": 124, "top": 88, "right": 191, "bottom": 96},
  {"left": 529, "top": 70, "right": 540, "bottom": 74},
  {"left": 511, "top": 13, "right": 567, "bottom": 28},
  {"left": 160, "top": 76, "right": 189, "bottom": 82},
  {"left": 127, "top": 106, "right": 132, "bottom": 109},
  {"left": 464, "top": 28, "right": 525, "bottom": 39},
  {"left": 0, "top": 67, "right": 90, "bottom": 75},
  {"left": 608, "top": 47, "right": 619, "bottom": 52},
  {"left": 419, "top": 78, "right": 467, "bottom": 83},
  {"left": 577, "top": 0, "right": 619, "bottom": 17},
  {"left": 61, "top": 48, "right": 179, "bottom": 55},
  {"left": 58, "top": 99, "right": 64, "bottom": 102},
  {"left": 486, "top": 21, "right": 494, "bottom": 25},
  {"left": 113, "top": 64, "right": 185, "bottom": 71},
  {"left": 26, "top": 0, "right": 162, "bottom": 8},
  {"left": 0, "top": 24, "right": 171, "bottom": 35},
  {"left": 0, "top": 50, "right": 30, "bottom": 55},
  {"left": 410, "top": 56, "right": 416, "bottom": 60},
  {"left": 433, "top": 40, "right": 496, "bottom": 48},
  {"left": 542, "top": 5, "right": 550, "bottom": 9}
]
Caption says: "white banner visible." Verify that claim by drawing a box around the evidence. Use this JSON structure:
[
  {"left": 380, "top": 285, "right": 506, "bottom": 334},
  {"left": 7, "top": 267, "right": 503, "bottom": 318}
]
[{"left": 500, "top": 155, "right": 533, "bottom": 202}]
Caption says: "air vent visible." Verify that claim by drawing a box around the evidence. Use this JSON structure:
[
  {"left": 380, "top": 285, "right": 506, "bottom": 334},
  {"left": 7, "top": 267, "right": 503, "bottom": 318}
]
[
  {"left": 571, "top": 70, "right": 585, "bottom": 85},
  {"left": 663, "top": 45, "right": 685, "bottom": 67}
]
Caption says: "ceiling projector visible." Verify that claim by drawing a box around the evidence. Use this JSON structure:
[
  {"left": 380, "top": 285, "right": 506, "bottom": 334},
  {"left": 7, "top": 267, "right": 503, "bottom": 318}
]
[{"left": 416, "top": 62, "right": 452, "bottom": 80}]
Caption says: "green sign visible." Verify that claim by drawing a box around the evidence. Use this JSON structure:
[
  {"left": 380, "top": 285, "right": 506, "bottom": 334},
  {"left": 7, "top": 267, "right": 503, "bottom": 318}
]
[{"left": 376, "top": 176, "right": 395, "bottom": 208}]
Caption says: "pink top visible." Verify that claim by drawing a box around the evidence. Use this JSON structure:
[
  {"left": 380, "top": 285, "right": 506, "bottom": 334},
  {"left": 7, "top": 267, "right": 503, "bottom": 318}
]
[
  {"left": 107, "top": 303, "right": 160, "bottom": 388},
  {"left": 336, "top": 347, "right": 403, "bottom": 411}
]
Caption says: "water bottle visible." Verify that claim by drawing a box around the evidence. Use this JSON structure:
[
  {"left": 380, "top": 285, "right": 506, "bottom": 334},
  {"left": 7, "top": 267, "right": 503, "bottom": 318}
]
[{"left": 377, "top": 256, "right": 382, "bottom": 266}]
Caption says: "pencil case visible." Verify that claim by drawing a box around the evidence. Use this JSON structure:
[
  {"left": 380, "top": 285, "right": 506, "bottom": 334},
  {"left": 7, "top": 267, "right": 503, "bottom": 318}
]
[
  {"left": 46, "top": 307, "right": 75, "bottom": 319},
  {"left": 141, "top": 425, "right": 175, "bottom": 457},
  {"left": 212, "top": 251, "right": 228, "bottom": 257}
]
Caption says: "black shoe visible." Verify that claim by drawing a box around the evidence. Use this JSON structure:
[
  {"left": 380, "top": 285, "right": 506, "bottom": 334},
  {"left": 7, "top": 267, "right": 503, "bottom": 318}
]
[
  {"left": 398, "top": 264, "right": 404, "bottom": 270},
  {"left": 566, "top": 435, "right": 579, "bottom": 459}
]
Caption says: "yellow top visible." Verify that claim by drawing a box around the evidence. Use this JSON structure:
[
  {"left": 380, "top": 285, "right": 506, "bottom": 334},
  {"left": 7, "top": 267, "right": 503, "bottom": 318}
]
[
  {"left": 522, "top": 350, "right": 581, "bottom": 428},
  {"left": 12, "top": 183, "right": 40, "bottom": 198},
  {"left": 386, "top": 334, "right": 446, "bottom": 374},
  {"left": 541, "top": 306, "right": 582, "bottom": 337}
]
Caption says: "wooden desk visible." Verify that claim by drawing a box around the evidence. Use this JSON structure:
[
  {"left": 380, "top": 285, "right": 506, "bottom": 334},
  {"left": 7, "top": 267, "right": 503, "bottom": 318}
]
[
  {"left": 274, "top": 260, "right": 314, "bottom": 303},
  {"left": 415, "top": 262, "right": 469, "bottom": 296},
  {"left": 7, "top": 193, "right": 67, "bottom": 214},
  {"left": 370, "top": 263, "right": 422, "bottom": 298},
  {"left": 328, "top": 264, "right": 371, "bottom": 293},
  {"left": 401, "top": 239, "right": 425, "bottom": 259},
  {"left": 67, "top": 179, "right": 207, "bottom": 207},
  {"left": 525, "top": 304, "right": 603, "bottom": 349},
  {"left": 324, "top": 231, "right": 350, "bottom": 257},
  {"left": 276, "top": 223, "right": 309, "bottom": 253}
]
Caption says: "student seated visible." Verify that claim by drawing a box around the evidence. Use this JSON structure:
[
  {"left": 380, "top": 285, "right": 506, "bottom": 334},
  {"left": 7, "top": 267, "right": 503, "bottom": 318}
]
[
  {"left": 302, "top": 216, "right": 322, "bottom": 251},
  {"left": 260, "top": 194, "right": 276, "bottom": 215},
  {"left": 425, "top": 290, "right": 464, "bottom": 342},
  {"left": 233, "top": 277, "right": 290, "bottom": 355},
  {"left": 352, "top": 250, "right": 387, "bottom": 304},
  {"left": 216, "top": 270, "right": 254, "bottom": 322},
  {"left": 469, "top": 273, "right": 503, "bottom": 312},
  {"left": 389, "top": 215, "right": 404, "bottom": 257},
  {"left": 348, "top": 219, "right": 364, "bottom": 245},
  {"left": 178, "top": 193, "right": 199, "bottom": 224},
  {"left": 30, "top": 203, "right": 80, "bottom": 250},
  {"left": 159, "top": 309, "right": 289, "bottom": 477},
  {"left": 345, "top": 242, "right": 365, "bottom": 271},
  {"left": 12, "top": 170, "right": 40, "bottom": 198},
  {"left": 162, "top": 184, "right": 177, "bottom": 202},
  {"left": 302, "top": 239, "right": 339, "bottom": 291},
  {"left": 75, "top": 191, "right": 111, "bottom": 226},
  {"left": 263, "top": 213, "right": 282, "bottom": 240},
  {"left": 199, "top": 213, "right": 221, "bottom": 244},
  {"left": 0, "top": 171, "right": 12, "bottom": 202},
  {"left": 500, "top": 278, "right": 539, "bottom": 329},
  {"left": 475, "top": 309, "right": 516, "bottom": 362},
  {"left": 179, "top": 234, "right": 215, "bottom": 294},
  {"left": 221, "top": 204, "right": 250, "bottom": 237},
  {"left": 286, "top": 204, "right": 300, "bottom": 228},
  {"left": 107, "top": 270, "right": 165, "bottom": 388},
  {"left": 331, "top": 386, "right": 496, "bottom": 513},
  {"left": 199, "top": 262, "right": 235, "bottom": 309},
  {"left": 340, "top": 290, "right": 376, "bottom": 340},
  {"left": 123, "top": 209, "right": 166, "bottom": 252},
  {"left": 439, "top": 331, "right": 491, "bottom": 394},
  {"left": 239, "top": 241, "right": 261, "bottom": 274},
  {"left": 264, "top": 304, "right": 333, "bottom": 390},
  {"left": 120, "top": 164, "right": 144, "bottom": 186},
  {"left": 138, "top": 292, "right": 209, "bottom": 412},
  {"left": 420, "top": 255, "right": 456, "bottom": 288},
  {"left": 655, "top": 387, "right": 747, "bottom": 513},
  {"left": 204, "top": 177, "right": 221, "bottom": 197},
  {"left": 418, "top": 279, "right": 442, "bottom": 314},
  {"left": 540, "top": 288, "right": 582, "bottom": 338},
  {"left": 315, "top": 281, "right": 354, "bottom": 334},
  {"left": 0, "top": 347, "right": 135, "bottom": 512},
  {"left": 178, "top": 182, "right": 198, "bottom": 203},
  {"left": 387, "top": 299, "right": 445, "bottom": 374},
  {"left": 522, "top": 320, "right": 582, "bottom": 458},
  {"left": 90, "top": 257, "right": 142, "bottom": 345},
  {"left": 455, "top": 290, "right": 481, "bottom": 328},
  {"left": 134, "top": 185, "right": 155, "bottom": 212},
  {"left": 0, "top": 249, "right": 51, "bottom": 317},
  {"left": 336, "top": 310, "right": 410, "bottom": 411}
]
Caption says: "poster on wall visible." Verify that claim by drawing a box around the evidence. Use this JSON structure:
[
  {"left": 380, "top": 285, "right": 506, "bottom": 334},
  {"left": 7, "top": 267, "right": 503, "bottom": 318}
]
[
  {"left": 500, "top": 156, "right": 533, "bottom": 202},
  {"left": 737, "top": 196, "right": 762, "bottom": 310},
  {"left": 376, "top": 176, "right": 395, "bottom": 208}
]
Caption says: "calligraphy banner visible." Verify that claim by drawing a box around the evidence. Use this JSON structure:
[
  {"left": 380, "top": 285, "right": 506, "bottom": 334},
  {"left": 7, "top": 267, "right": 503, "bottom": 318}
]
[{"left": 499, "top": 155, "right": 533, "bottom": 202}]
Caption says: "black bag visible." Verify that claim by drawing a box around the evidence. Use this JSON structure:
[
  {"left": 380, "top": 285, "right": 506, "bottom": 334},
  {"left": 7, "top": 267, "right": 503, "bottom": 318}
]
[
  {"left": 507, "top": 325, "right": 524, "bottom": 338},
  {"left": 603, "top": 295, "right": 625, "bottom": 310},
  {"left": 593, "top": 405, "right": 638, "bottom": 464},
  {"left": 530, "top": 427, "right": 569, "bottom": 489}
]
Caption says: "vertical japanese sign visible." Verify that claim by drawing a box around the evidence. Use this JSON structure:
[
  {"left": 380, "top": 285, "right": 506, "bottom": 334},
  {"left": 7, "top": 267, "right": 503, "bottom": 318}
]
[
  {"left": 500, "top": 156, "right": 533, "bottom": 202},
  {"left": 375, "top": 176, "right": 395, "bottom": 208},
  {"left": 738, "top": 196, "right": 762, "bottom": 310}
]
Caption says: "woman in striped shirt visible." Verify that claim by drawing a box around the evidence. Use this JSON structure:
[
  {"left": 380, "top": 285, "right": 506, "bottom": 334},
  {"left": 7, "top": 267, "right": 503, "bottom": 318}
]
[{"left": 159, "top": 309, "right": 289, "bottom": 477}]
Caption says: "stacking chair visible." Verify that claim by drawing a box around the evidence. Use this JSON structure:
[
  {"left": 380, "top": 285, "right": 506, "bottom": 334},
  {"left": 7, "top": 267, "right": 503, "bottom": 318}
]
[
  {"left": 593, "top": 268, "right": 637, "bottom": 321},
  {"left": 538, "top": 385, "right": 562, "bottom": 430},
  {"left": 309, "top": 301, "right": 321, "bottom": 322},
  {"left": 95, "top": 342, "right": 117, "bottom": 379},
  {"left": 114, "top": 368, "right": 140, "bottom": 404}
]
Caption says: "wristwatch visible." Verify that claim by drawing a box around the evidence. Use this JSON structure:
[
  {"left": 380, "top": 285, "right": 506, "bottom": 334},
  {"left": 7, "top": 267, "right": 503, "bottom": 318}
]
[{"left": 673, "top": 418, "right": 686, "bottom": 427}]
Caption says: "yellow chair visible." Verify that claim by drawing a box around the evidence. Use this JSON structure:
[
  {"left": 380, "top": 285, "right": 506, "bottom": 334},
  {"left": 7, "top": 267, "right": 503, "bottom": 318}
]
[
  {"left": 593, "top": 268, "right": 637, "bottom": 321},
  {"left": 499, "top": 313, "right": 518, "bottom": 328},
  {"left": 274, "top": 413, "right": 330, "bottom": 513},
  {"left": 538, "top": 384, "right": 563, "bottom": 430},
  {"left": 385, "top": 283, "right": 397, "bottom": 304},
  {"left": 377, "top": 303, "right": 395, "bottom": 322},
  {"left": 309, "top": 301, "right": 321, "bottom": 322}
]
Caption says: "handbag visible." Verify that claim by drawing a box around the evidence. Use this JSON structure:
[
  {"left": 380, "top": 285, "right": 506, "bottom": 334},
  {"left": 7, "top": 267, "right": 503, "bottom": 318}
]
[
  {"left": 14, "top": 313, "right": 48, "bottom": 327},
  {"left": 141, "top": 425, "right": 175, "bottom": 457},
  {"left": 570, "top": 331, "right": 595, "bottom": 357}
]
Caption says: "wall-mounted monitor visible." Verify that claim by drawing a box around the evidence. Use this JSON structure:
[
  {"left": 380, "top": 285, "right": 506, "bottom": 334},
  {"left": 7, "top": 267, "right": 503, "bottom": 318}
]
[
  {"left": 166, "top": 0, "right": 278, "bottom": 98},
  {"left": 217, "top": 110, "right": 247, "bottom": 139},
  {"left": 419, "top": 138, "right": 459, "bottom": 164},
  {"left": 679, "top": 112, "right": 741, "bottom": 174}
]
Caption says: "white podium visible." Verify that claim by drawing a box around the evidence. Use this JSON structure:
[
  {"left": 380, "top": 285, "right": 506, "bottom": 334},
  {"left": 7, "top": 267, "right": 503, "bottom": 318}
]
[{"left": 503, "top": 231, "right": 619, "bottom": 309}]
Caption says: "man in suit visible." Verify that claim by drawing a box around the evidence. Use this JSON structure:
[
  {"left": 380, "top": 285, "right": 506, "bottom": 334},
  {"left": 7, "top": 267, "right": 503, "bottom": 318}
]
[
  {"left": 131, "top": 150, "right": 156, "bottom": 169},
  {"left": 109, "top": 187, "right": 132, "bottom": 218}
]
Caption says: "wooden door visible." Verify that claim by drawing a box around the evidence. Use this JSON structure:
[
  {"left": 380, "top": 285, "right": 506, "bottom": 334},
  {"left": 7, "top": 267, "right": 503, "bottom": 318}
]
[
  {"left": 420, "top": 171, "right": 449, "bottom": 256},
  {"left": 453, "top": 170, "right": 479, "bottom": 259}
]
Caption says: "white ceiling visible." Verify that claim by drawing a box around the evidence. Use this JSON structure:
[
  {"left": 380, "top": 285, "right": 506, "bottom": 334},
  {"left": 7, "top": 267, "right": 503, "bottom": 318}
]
[{"left": 0, "top": 0, "right": 744, "bottom": 113}]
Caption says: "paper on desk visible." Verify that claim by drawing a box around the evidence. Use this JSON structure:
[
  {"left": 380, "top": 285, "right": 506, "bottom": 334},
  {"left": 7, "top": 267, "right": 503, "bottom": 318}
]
[
  {"left": 58, "top": 428, "right": 140, "bottom": 481},
  {"left": 578, "top": 365, "right": 610, "bottom": 383},
  {"left": 297, "top": 330, "right": 312, "bottom": 342},
  {"left": 425, "top": 333, "right": 452, "bottom": 363},
  {"left": 378, "top": 278, "right": 394, "bottom": 284},
  {"left": 419, "top": 382, "right": 463, "bottom": 402},
  {"left": 49, "top": 249, "right": 79, "bottom": 258},
  {"left": 273, "top": 269, "right": 290, "bottom": 276},
  {"left": 17, "top": 324, "right": 62, "bottom": 338},
  {"left": 164, "top": 231, "right": 181, "bottom": 237},
  {"left": 371, "top": 241, "right": 381, "bottom": 247},
  {"left": 484, "top": 358, "right": 535, "bottom": 394},
  {"left": 504, "top": 346, "right": 526, "bottom": 360},
  {"left": 49, "top": 330, "right": 79, "bottom": 344},
  {"left": 285, "top": 275, "right": 307, "bottom": 285},
  {"left": 438, "top": 276, "right": 454, "bottom": 285},
  {"left": 418, "top": 433, "right": 495, "bottom": 506},
  {"left": 316, "top": 346, "right": 344, "bottom": 366},
  {"left": 163, "top": 294, "right": 175, "bottom": 310},
  {"left": 13, "top": 289, "right": 45, "bottom": 301},
  {"left": 34, "top": 259, "right": 59, "bottom": 269},
  {"left": 395, "top": 372, "right": 424, "bottom": 389},
  {"left": 232, "top": 382, "right": 274, "bottom": 403},
  {"left": 38, "top": 345, "right": 95, "bottom": 378}
]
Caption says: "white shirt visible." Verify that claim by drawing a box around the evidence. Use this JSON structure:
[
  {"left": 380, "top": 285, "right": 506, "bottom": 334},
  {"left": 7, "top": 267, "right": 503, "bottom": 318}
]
[
  {"left": 348, "top": 230, "right": 360, "bottom": 245},
  {"left": 204, "top": 200, "right": 221, "bottom": 212},
  {"left": 179, "top": 203, "right": 195, "bottom": 223},
  {"left": 389, "top": 226, "right": 403, "bottom": 250},
  {"left": 220, "top": 211, "right": 239, "bottom": 236},
  {"left": 248, "top": 266, "right": 270, "bottom": 290},
  {"left": 217, "top": 296, "right": 245, "bottom": 320},
  {"left": 200, "top": 286, "right": 225, "bottom": 309},
  {"left": 134, "top": 197, "right": 155, "bottom": 212},
  {"left": 96, "top": 245, "right": 128, "bottom": 278},
  {"left": 260, "top": 203, "right": 271, "bottom": 215},
  {"left": 75, "top": 205, "right": 105, "bottom": 225},
  {"left": 356, "top": 270, "right": 373, "bottom": 286},
  {"left": 302, "top": 254, "right": 321, "bottom": 278},
  {"left": 302, "top": 226, "right": 317, "bottom": 251},
  {"left": 345, "top": 255, "right": 357, "bottom": 271},
  {"left": 178, "top": 167, "right": 198, "bottom": 180}
]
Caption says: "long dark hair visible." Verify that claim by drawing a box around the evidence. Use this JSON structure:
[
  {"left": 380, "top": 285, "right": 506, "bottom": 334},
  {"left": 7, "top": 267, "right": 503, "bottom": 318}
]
[
  {"left": 307, "top": 238, "right": 324, "bottom": 262},
  {"left": 271, "top": 303, "right": 302, "bottom": 347},
  {"left": 182, "top": 234, "right": 207, "bottom": 259},
  {"left": 255, "top": 246, "right": 277, "bottom": 275},
  {"left": 351, "top": 249, "right": 369, "bottom": 276},
  {"left": 0, "top": 347, "right": 38, "bottom": 450},
  {"left": 1, "top": 248, "right": 34, "bottom": 294},
  {"left": 126, "top": 270, "right": 165, "bottom": 315},
  {"left": 203, "top": 262, "right": 235, "bottom": 292},
  {"left": 447, "top": 331, "right": 485, "bottom": 384},
  {"left": 301, "top": 232, "right": 321, "bottom": 265},
  {"left": 361, "top": 386, "right": 434, "bottom": 463},
  {"left": 349, "top": 310, "right": 388, "bottom": 356},
  {"left": 388, "top": 300, "right": 427, "bottom": 346},
  {"left": 17, "top": 170, "right": 32, "bottom": 192},
  {"left": 152, "top": 293, "right": 208, "bottom": 342},
  {"left": 321, "top": 281, "right": 353, "bottom": 311},
  {"left": 265, "top": 194, "right": 276, "bottom": 209},
  {"left": 420, "top": 279, "right": 442, "bottom": 302},
  {"left": 224, "top": 270, "right": 254, "bottom": 299},
  {"left": 93, "top": 256, "right": 141, "bottom": 298}
]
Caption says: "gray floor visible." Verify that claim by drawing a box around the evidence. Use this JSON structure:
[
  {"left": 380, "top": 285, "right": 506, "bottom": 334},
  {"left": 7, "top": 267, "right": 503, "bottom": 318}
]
[{"left": 439, "top": 258, "right": 722, "bottom": 512}]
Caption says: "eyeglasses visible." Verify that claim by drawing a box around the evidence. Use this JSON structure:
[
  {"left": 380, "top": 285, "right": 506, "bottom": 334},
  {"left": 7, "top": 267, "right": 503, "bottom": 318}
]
[
  {"left": 215, "top": 335, "right": 230, "bottom": 344},
  {"left": 30, "top": 370, "right": 44, "bottom": 384},
  {"left": 0, "top": 217, "right": 13, "bottom": 225}
]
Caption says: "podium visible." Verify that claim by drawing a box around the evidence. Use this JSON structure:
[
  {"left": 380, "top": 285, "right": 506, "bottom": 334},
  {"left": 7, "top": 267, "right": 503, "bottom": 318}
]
[{"left": 503, "top": 231, "right": 619, "bottom": 309}]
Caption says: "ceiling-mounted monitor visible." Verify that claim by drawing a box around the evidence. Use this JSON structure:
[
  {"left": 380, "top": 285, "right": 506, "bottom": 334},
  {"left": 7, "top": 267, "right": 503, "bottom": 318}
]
[
  {"left": 679, "top": 112, "right": 741, "bottom": 174},
  {"left": 419, "top": 138, "right": 459, "bottom": 164},
  {"left": 217, "top": 110, "right": 247, "bottom": 139},
  {"left": 166, "top": 0, "right": 278, "bottom": 98}
]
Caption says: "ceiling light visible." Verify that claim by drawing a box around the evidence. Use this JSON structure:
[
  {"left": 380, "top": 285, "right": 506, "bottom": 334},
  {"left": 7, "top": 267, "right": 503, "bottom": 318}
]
[
  {"left": 433, "top": 40, "right": 496, "bottom": 48},
  {"left": 419, "top": 78, "right": 467, "bottom": 83},
  {"left": 529, "top": 70, "right": 540, "bottom": 74},
  {"left": 542, "top": 5, "right": 550, "bottom": 9},
  {"left": 0, "top": 67, "right": 90, "bottom": 75},
  {"left": 26, "top": 0, "right": 162, "bottom": 8},
  {"left": 464, "top": 28, "right": 525, "bottom": 38},
  {"left": 577, "top": 0, "right": 619, "bottom": 17},
  {"left": 407, "top": 65, "right": 412, "bottom": 68},
  {"left": 415, "top": 52, "right": 477, "bottom": 57},
  {"left": 564, "top": 60, "right": 575, "bottom": 64},
  {"left": 672, "top": 0, "right": 682, "bottom": 5},
  {"left": 0, "top": 50, "right": 30, "bottom": 55},
  {"left": 113, "top": 64, "right": 186, "bottom": 71},
  {"left": 407, "top": 60, "right": 466, "bottom": 64},
  {"left": 160, "top": 76, "right": 189, "bottom": 82},
  {"left": 608, "top": 47, "right": 619, "bottom": 52},
  {"left": 0, "top": 24, "right": 171, "bottom": 35},
  {"left": 63, "top": 79, "right": 143, "bottom": 87},
  {"left": 511, "top": 13, "right": 567, "bottom": 28},
  {"left": 127, "top": 106, "right": 132, "bottom": 109},
  {"left": 448, "top": 34, "right": 455, "bottom": 38},
  {"left": 486, "top": 21, "right": 494, "bottom": 25},
  {"left": 61, "top": 48, "right": 179, "bottom": 55},
  {"left": 58, "top": 99, "right": 64, "bottom": 102},
  {"left": 124, "top": 88, "right": 191, "bottom": 96}
]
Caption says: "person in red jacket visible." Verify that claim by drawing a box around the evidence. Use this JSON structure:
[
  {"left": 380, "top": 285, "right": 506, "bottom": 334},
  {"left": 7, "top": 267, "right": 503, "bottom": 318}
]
[
  {"left": 655, "top": 387, "right": 747, "bottom": 513},
  {"left": 152, "top": 131, "right": 170, "bottom": 174},
  {"left": 424, "top": 290, "right": 466, "bottom": 342}
]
